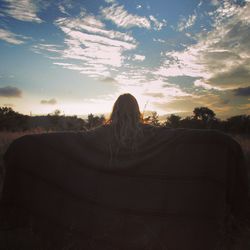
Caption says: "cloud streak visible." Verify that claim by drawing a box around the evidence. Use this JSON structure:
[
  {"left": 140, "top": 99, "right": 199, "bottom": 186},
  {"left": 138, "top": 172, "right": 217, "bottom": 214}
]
[
  {"left": 156, "top": 1, "right": 250, "bottom": 90},
  {"left": 52, "top": 12, "right": 137, "bottom": 77},
  {"left": 149, "top": 15, "right": 167, "bottom": 30},
  {"left": 0, "top": 86, "right": 22, "bottom": 97},
  {"left": 177, "top": 14, "right": 197, "bottom": 31},
  {"left": 2, "top": 0, "right": 42, "bottom": 23},
  {"left": 101, "top": 4, "right": 151, "bottom": 29},
  {"left": 40, "top": 98, "right": 57, "bottom": 105},
  {"left": 0, "top": 28, "right": 26, "bottom": 44}
]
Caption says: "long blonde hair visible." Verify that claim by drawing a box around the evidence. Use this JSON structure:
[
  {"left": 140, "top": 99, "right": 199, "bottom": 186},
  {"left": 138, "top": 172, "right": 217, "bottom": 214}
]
[{"left": 107, "top": 93, "right": 143, "bottom": 150}]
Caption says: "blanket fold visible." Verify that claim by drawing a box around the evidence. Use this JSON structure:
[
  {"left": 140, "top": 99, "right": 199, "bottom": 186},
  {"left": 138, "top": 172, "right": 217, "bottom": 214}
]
[{"left": 1, "top": 126, "right": 248, "bottom": 250}]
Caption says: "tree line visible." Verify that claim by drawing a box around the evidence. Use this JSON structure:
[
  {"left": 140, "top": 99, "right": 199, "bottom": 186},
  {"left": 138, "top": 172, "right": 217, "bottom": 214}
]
[{"left": 0, "top": 106, "right": 249, "bottom": 134}]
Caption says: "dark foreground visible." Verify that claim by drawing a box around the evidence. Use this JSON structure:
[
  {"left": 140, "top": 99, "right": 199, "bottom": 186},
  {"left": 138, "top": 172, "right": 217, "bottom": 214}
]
[{"left": 0, "top": 127, "right": 250, "bottom": 250}]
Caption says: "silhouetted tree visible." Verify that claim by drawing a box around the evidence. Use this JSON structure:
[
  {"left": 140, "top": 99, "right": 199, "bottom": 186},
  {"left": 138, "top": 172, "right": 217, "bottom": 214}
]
[
  {"left": 48, "top": 109, "right": 63, "bottom": 130},
  {"left": 0, "top": 107, "right": 28, "bottom": 131},
  {"left": 145, "top": 112, "right": 160, "bottom": 126},
  {"left": 52, "top": 109, "right": 62, "bottom": 116},
  {"left": 0, "top": 107, "right": 18, "bottom": 116},
  {"left": 192, "top": 107, "right": 217, "bottom": 129},
  {"left": 165, "top": 114, "right": 181, "bottom": 128},
  {"left": 86, "top": 114, "right": 106, "bottom": 129},
  {"left": 0, "top": 106, "right": 249, "bottom": 134},
  {"left": 193, "top": 107, "right": 216, "bottom": 122},
  {"left": 226, "top": 115, "right": 250, "bottom": 134},
  {"left": 179, "top": 116, "right": 203, "bottom": 129}
]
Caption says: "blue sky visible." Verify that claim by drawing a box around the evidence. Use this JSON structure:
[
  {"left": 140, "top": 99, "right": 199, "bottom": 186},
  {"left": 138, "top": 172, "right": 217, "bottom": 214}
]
[{"left": 0, "top": 0, "right": 249, "bottom": 118}]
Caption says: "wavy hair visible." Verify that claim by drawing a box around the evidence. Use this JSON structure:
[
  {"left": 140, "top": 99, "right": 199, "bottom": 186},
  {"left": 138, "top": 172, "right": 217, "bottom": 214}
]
[{"left": 107, "top": 93, "right": 143, "bottom": 150}]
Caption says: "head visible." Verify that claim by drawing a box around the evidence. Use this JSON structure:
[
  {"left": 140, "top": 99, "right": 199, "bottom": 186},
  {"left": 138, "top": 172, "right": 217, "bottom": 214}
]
[
  {"left": 108, "top": 93, "right": 143, "bottom": 149},
  {"left": 109, "top": 93, "right": 142, "bottom": 125}
]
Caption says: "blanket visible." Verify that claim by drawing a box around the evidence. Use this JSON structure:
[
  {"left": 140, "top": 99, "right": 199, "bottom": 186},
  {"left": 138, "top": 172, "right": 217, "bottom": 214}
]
[{"left": 1, "top": 126, "right": 248, "bottom": 250}]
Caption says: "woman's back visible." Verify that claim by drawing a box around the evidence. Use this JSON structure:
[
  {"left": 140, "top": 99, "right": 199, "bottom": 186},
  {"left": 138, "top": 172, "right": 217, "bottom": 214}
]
[
  {"left": 2, "top": 127, "right": 248, "bottom": 249},
  {"left": 1, "top": 93, "right": 248, "bottom": 249}
]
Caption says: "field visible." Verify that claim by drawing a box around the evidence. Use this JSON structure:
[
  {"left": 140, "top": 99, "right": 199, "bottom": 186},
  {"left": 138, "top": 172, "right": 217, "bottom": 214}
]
[{"left": 0, "top": 130, "right": 249, "bottom": 249}]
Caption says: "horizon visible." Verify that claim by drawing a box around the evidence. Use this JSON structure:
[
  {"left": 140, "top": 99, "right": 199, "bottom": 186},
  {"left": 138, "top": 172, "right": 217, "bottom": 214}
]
[
  {"left": 3, "top": 105, "right": 249, "bottom": 122},
  {"left": 0, "top": 0, "right": 250, "bottom": 119}
]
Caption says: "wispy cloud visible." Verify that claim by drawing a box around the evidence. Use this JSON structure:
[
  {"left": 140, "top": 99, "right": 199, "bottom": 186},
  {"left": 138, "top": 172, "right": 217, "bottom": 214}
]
[
  {"left": 177, "top": 13, "right": 197, "bottom": 31},
  {"left": 156, "top": 1, "right": 250, "bottom": 90},
  {"left": 101, "top": 4, "right": 151, "bottom": 29},
  {"left": 51, "top": 12, "right": 137, "bottom": 77},
  {"left": 153, "top": 92, "right": 230, "bottom": 116},
  {"left": 58, "top": 5, "right": 70, "bottom": 16},
  {"left": 2, "top": 0, "right": 42, "bottom": 23},
  {"left": 149, "top": 15, "right": 167, "bottom": 30},
  {"left": 144, "top": 92, "right": 164, "bottom": 98},
  {"left": 132, "top": 54, "right": 145, "bottom": 61},
  {"left": 0, "top": 28, "right": 26, "bottom": 44},
  {"left": 32, "top": 43, "right": 63, "bottom": 54},
  {"left": 211, "top": 0, "right": 220, "bottom": 6},
  {"left": 40, "top": 98, "right": 57, "bottom": 105},
  {"left": 0, "top": 86, "right": 22, "bottom": 97},
  {"left": 194, "top": 79, "right": 220, "bottom": 90},
  {"left": 153, "top": 38, "right": 165, "bottom": 43},
  {"left": 100, "top": 76, "right": 118, "bottom": 83},
  {"left": 105, "top": 0, "right": 116, "bottom": 3}
]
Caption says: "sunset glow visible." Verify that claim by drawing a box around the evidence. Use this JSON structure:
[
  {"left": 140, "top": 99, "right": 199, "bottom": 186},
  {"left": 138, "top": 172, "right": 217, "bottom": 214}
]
[{"left": 0, "top": 0, "right": 249, "bottom": 118}]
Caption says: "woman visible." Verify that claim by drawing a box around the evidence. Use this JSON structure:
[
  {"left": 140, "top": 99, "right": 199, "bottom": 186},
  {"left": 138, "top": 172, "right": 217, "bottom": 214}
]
[{"left": 107, "top": 93, "right": 145, "bottom": 150}]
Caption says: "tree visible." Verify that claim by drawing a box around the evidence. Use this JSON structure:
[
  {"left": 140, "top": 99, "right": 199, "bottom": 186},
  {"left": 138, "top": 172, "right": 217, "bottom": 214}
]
[
  {"left": 86, "top": 114, "right": 106, "bottom": 129},
  {"left": 145, "top": 111, "right": 160, "bottom": 126},
  {"left": 51, "top": 109, "right": 62, "bottom": 116},
  {"left": 226, "top": 115, "right": 250, "bottom": 134},
  {"left": 48, "top": 109, "right": 63, "bottom": 130},
  {"left": 165, "top": 114, "right": 181, "bottom": 128},
  {"left": 193, "top": 107, "right": 216, "bottom": 123},
  {"left": 0, "top": 107, "right": 28, "bottom": 131},
  {"left": 0, "top": 107, "right": 19, "bottom": 116}
]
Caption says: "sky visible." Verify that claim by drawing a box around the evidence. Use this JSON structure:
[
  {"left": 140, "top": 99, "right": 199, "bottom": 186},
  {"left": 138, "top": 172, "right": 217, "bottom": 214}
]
[{"left": 0, "top": 0, "right": 249, "bottom": 118}]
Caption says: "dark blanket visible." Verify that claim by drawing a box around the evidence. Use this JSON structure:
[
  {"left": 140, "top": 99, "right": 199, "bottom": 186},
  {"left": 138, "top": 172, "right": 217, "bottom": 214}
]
[{"left": 1, "top": 126, "right": 248, "bottom": 250}]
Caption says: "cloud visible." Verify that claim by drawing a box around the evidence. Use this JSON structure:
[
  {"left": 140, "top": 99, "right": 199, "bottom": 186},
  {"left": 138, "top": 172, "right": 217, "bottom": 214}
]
[
  {"left": 208, "top": 64, "right": 250, "bottom": 88},
  {"left": 40, "top": 98, "right": 57, "bottom": 105},
  {"left": 2, "top": 0, "right": 42, "bottom": 23},
  {"left": 132, "top": 54, "right": 145, "bottom": 61},
  {"left": 233, "top": 86, "right": 250, "bottom": 96},
  {"left": 100, "top": 77, "right": 118, "bottom": 83},
  {"left": 0, "top": 28, "right": 26, "bottom": 44},
  {"left": 156, "top": 1, "right": 250, "bottom": 90},
  {"left": 32, "top": 43, "right": 63, "bottom": 54},
  {"left": 153, "top": 93, "right": 226, "bottom": 115},
  {"left": 58, "top": 5, "right": 70, "bottom": 16},
  {"left": 101, "top": 4, "right": 151, "bottom": 29},
  {"left": 211, "top": 0, "right": 220, "bottom": 6},
  {"left": 0, "top": 86, "right": 22, "bottom": 97},
  {"left": 144, "top": 92, "right": 164, "bottom": 98},
  {"left": 194, "top": 79, "right": 219, "bottom": 90},
  {"left": 105, "top": 0, "right": 116, "bottom": 3},
  {"left": 153, "top": 38, "right": 165, "bottom": 43},
  {"left": 52, "top": 13, "right": 137, "bottom": 77},
  {"left": 149, "top": 15, "right": 167, "bottom": 31},
  {"left": 177, "top": 14, "right": 197, "bottom": 31}
]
